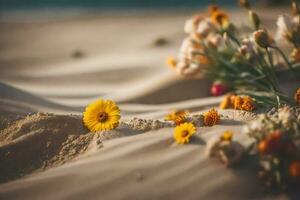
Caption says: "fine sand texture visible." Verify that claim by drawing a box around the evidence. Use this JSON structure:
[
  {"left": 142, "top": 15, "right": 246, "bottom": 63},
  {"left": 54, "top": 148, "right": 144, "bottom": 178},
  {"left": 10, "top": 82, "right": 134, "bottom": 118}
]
[{"left": 0, "top": 8, "right": 297, "bottom": 200}]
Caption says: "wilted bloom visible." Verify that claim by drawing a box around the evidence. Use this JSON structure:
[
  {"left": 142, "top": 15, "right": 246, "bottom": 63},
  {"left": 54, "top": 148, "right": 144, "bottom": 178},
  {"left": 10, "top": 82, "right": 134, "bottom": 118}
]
[
  {"left": 291, "top": 48, "right": 300, "bottom": 63},
  {"left": 165, "top": 110, "right": 188, "bottom": 125},
  {"left": 295, "top": 87, "right": 300, "bottom": 105},
  {"left": 248, "top": 10, "right": 260, "bottom": 30},
  {"left": 204, "top": 108, "right": 220, "bottom": 126},
  {"left": 253, "top": 29, "right": 271, "bottom": 48},
  {"left": 289, "top": 160, "right": 300, "bottom": 179},
  {"left": 211, "top": 81, "right": 228, "bottom": 96}
]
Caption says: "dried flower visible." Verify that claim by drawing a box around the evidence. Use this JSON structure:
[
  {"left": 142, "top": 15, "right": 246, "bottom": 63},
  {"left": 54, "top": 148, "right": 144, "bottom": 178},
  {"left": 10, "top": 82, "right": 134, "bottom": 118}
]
[
  {"left": 211, "top": 81, "right": 228, "bottom": 96},
  {"left": 253, "top": 29, "right": 271, "bottom": 48},
  {"left": 166, "top": 56, "right": 177, "bottom": 69},
  {"left": 83, "top": 99, "right": 121, "bottom": 132},
  {"left": 204, "top": 108, "right": 220, "bottom": 126},
  {"left": 291, "top": 48, "right": 300, "bottom": 63},
  {"left": 165, "top": 110, "right": 188, "bottom": 125},
  {"left": 295, "top": 87, "right": 300, "bottom": 105},
  {"left": 220, "top": 130, "right": 233, "bottom": 141},
  {"left": 289, "top": 160, "right": 300, "bottom": 179},
  {"left": 248, "top": 10, "right": 260, "bottom": 30},
  {"left": 174, "top": 122, "right": 196, "bottom": 144}
]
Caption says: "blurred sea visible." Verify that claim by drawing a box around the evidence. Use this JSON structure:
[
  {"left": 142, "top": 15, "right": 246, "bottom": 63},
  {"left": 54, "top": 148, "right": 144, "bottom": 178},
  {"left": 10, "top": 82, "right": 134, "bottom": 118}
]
[
  {"left": 0, "top": 0, "right": 237, "bottom": 10},
  {"left": 0, "top": 0, "right": 238, "bottom": 21}
]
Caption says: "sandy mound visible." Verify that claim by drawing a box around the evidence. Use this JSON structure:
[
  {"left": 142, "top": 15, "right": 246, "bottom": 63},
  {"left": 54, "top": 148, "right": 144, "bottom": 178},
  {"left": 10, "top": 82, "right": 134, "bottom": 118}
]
[{"left": 0, "top": 113, "right": 94, "bottom": 183}]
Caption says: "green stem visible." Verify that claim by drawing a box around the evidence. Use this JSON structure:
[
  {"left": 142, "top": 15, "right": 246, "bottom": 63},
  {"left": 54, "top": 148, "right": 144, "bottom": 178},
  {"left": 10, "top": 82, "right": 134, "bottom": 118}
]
[{"left": 272, "top": 46, "right": 295, "bottom": 73}]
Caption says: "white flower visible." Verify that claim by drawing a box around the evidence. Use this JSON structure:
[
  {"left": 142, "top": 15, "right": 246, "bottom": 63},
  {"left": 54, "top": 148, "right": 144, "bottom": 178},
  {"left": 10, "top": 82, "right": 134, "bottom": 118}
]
[
  {"left": 184, "top": 19, "right": 196, "bottom": 34},
  {"left": 278, "top": 107, "right": 295, "bottom": 127},
  {"left": 276, "top": 14, "right": 298, "bottom": 42},
  {"left": 238, "top": 38, "right": 256, "bottom": 58},
  {"left": 206, "top": 33, "right": 225, "bottom": 50},
  {"left": 196, "top": 18, "right": 215, "bottom": 37}
]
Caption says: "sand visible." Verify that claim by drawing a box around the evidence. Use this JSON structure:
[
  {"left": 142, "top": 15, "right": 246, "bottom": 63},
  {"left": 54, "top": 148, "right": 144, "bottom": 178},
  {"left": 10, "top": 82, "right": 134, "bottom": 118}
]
[{"left": 0, "top": 7, "right": 298, "bottom": 200}]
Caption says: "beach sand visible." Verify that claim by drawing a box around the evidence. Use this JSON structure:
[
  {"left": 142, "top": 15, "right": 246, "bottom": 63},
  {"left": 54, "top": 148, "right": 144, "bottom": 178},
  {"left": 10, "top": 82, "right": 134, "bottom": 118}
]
[{"left": 0, "top": 8, "right": 297, "bottom": 199}]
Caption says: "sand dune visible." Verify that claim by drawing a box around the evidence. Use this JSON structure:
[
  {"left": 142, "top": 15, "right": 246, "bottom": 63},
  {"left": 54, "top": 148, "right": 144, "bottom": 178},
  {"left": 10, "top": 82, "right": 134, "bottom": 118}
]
[{"left": 0, "top": 8, "right": 297, "bottom": 200}]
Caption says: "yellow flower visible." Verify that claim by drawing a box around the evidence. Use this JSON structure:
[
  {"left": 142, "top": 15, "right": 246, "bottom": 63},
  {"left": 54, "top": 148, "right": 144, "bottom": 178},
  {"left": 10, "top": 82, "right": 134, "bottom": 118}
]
[
  {"left": 295, "top": 87, "right": 300, "bottom": 106},
  {"left": 220, "top": 131, "right": 233, "bottom": 141},
  {"left": 204, "top": 108, "right": 220, "bottom": 127},
  {"left": 174, "top": 122, "right": 196, "bottom": 144},
  {"left": 219, "top": 95, "right": 232, "bottom": 109},
  {"left": 83, "top": 99, "right": 120, "bottom": 132},
  {"left": 211, "top": 10, "right": 229, "bottom": 27},
  {"left": 165, "top": 110, "right": 188, "bottom": 125},
  {"left": 166, "top": 56, "right": 177, "bottom": 69}
]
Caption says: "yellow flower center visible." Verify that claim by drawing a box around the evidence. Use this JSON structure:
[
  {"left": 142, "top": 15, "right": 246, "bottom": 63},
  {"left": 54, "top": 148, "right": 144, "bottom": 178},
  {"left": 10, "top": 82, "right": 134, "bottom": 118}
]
[{"left": 98, "top": 112, "right": 108, "bottom": 122}]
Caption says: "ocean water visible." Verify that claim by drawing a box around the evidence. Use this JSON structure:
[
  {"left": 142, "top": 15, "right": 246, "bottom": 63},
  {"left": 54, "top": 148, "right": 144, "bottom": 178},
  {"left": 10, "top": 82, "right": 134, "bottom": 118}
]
[{"left": 0, "top": 0, "right": 237, "bottom": 10}]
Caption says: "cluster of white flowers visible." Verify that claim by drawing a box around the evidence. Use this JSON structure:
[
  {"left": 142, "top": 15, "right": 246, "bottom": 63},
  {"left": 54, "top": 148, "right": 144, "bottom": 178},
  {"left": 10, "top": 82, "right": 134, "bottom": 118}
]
[{"left": 174, "top": 15, "right": 227, "bottom": 76}]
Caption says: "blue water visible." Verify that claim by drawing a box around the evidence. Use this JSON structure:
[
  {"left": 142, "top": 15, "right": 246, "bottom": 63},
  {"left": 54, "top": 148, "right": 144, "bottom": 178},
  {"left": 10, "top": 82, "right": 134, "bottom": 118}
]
[{"left": 0, "top": 0, "right": 238, "bottom": 11}]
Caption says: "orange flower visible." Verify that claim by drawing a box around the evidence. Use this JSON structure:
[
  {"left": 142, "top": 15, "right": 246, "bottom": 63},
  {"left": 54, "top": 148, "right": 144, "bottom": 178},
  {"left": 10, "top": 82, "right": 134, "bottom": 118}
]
[
  {"left": 258, "top": 130, "right": 282, "bottom": 155},
  {"left": 241, "top": 96, "right": 255, "bottom": 111},
  {"left": 233, "top": 96, "right": 243, "bottom": 110},
  {"left": 208, "top": 5, "right": 219, "bottom": 15},
  {"left": 165, "top": 110, "right": 188, "bottom": 125},
  {"left": 211, "top": 10, "right": 229, "bottom": 27},
  {"left": 295, "top": 87, "right": 300, "bottom": 105},
  {"left": 291, "top": 48, "right": 300, "bottom": 63},
  {"left": 204, "top": 108, "right": 220, "bottom": 126},
  {"left": 219, "top": 95, "right": 231, "bottom": 109},
  {"left": 166, "top": 56, "right": 177, "bottom": 69},
  {"left": 289, "top": 160, "right": 300, "bottom": 179}
]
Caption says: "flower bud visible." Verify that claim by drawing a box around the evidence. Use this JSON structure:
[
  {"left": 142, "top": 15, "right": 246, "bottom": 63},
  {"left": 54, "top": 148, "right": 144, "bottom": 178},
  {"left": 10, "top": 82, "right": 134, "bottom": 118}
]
[
  {"left": 211, "top": 81, "right": 228, "bottom": 96},
  {"left": 239, "top": 0, "right": 251, "bottom": 9},
  {"left": 253, "top": 30, "right": 270, "bottom": 48},
  {"left": 291, "top": 48, "right": 300, "bottom": 63},
  {"left": 292, "top": 0, "right": 300, "bottom": 16},
  {"left": 248, "top": 10, "right": 260, "bottom": 30}
]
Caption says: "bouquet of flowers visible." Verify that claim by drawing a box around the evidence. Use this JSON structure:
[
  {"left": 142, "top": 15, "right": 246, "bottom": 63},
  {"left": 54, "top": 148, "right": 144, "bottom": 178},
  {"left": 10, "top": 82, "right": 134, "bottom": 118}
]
[
  {"left": 167, "top": 0, "right": 300, "bottom": 108},
  {"left": 245, "top": 106, "right": 300, "bottom": 191}
]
